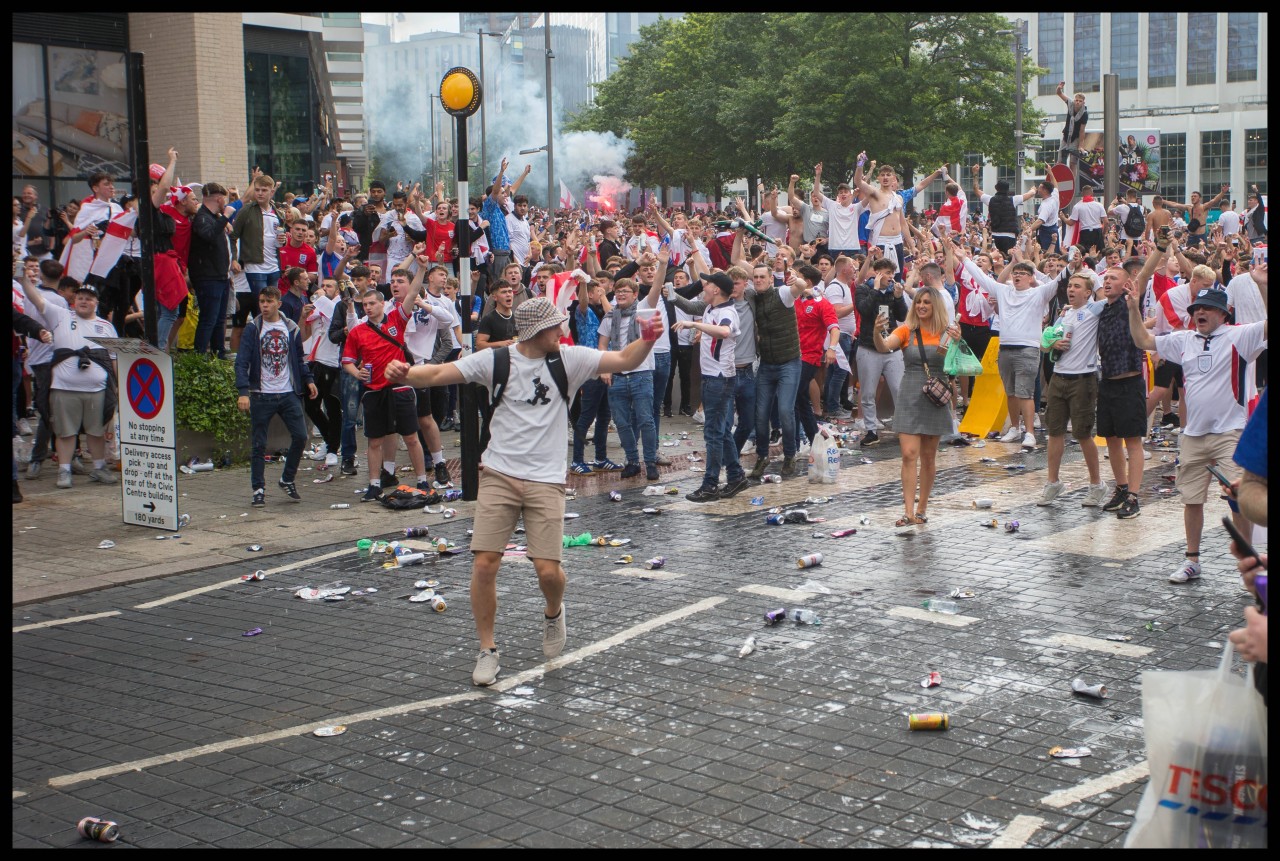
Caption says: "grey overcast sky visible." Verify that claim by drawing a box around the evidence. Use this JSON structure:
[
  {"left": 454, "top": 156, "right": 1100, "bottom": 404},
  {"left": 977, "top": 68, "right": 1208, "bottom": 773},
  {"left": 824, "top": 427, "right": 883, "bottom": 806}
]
[{"left": 361, "top": 13, "right": 459, "bottom": 38}]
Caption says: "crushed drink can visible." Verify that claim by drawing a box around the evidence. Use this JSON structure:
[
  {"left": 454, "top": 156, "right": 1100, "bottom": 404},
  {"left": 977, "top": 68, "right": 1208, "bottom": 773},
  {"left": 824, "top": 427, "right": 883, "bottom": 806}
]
[
  {"left": 920, "top": 671, "right": 942, "bottom": 688},
  {"left": 615, "top": 554, "right": 633, "bottom": 564},
  {"left": 442, "top": 508, "right": 458, "bottom": 519},
  {"left": 404, "top": 525, "right": 430, "bottom": 538},
  {"left": 908, "top": 712, "right": 950, "bottom": 731},
  {"left": 766, "top": 513, "right": 786, "bottom": 525},
  {"left": 241, "top": 570, "right": 267, "bottom": 582},
  {"left": 1004, "top": 520, "right": 1020, "bottom": 533},
  {"left": 330, "top": 503, "right": 351, "bottom": 509},
  {"left": 830, "top": 528, "right": 858, "bottom": 538},
  {"left": 433, "top": 537, "right": 449, "bottom": 553},
  {"left": 981, "top": 519, "right": 999, "bottom": 528},
  {"left": 805, "top": 496, "right": 831, "bottom": 505},
  {"left": 796, "top": 553, "right": 824, "bottom": 569},
  {"left": 644, "top": 556, "right": 665, "bottom": 570},
  {"left": 1070, "top": 678, "right": 1108, "bottom": 699},
  {"left": 750, "top": 496, "right": 765, "bottom": 505},
  {"left": 395, "top": 552, "right": 425, "bottom": 567},
  {"left": 77, "top": 817, "right": 119, "bottom": 843},
  {"left": 764, "top": 608, "right": 787, "bottom": 625},
  {"left": 609, "top": 491, "right": 622, "bottom": 502},
  {"left": 641, "top": 507, "right": 661, "bottom": 515},
  {"left": 782, "top": 509, "right": 811, "bottom": 524},
  {"left": 761, "top": 474, "right": 782, "bottom": 483},
  {"left": 972, "top": 499, "right": 994, "bottom": 509},
  {"left": 442, "top": 489, "right": 463, "bottom": 502},
  {"left": 858, "top": 515, "right": 870, "bottom": 525}
]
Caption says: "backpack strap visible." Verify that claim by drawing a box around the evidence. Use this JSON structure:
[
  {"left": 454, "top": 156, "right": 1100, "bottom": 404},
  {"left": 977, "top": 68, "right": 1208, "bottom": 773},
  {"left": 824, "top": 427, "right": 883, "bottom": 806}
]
[
  {"left": 544, "top": 350, "right": 571, "bottom": 404},
  {"left": 489, "top": 345, "right": 510, "bottom": 412}
]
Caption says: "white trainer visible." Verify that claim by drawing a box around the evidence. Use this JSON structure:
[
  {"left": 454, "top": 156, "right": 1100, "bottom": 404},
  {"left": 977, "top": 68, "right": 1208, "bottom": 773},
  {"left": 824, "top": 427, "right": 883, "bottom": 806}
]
[
  {"left": 999, "top": 426, "right": 1023, "bottom": 443},
  {"left": 1037, "top": 481, "right": 1064, "bottom": 506},
  {"left": 1080, "top": 483, "right": 1107, "bottom": 507},
  {"left": 1168, "top": 560, "right": 1202, "bottom": 583},
  {"left": 1021, "top": 432, "right": 1037, "bottom": 450}
]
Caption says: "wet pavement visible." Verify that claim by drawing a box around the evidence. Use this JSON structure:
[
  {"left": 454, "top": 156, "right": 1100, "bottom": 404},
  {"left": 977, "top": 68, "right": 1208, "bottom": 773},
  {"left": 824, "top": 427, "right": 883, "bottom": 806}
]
[{"left": 11, "top": 421, "right": 1261, "bottom": 847}]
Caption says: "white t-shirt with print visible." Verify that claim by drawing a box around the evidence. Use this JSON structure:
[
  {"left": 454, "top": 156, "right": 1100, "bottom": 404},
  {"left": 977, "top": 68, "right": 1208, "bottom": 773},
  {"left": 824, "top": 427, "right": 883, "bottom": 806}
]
[
  {"left": 822, "top": 278, "right": 857, "bottom": 337},
  {"left": 246, "top": 208, "right": 281, "bottom": 275},
  {"left": 44, "top": 302, "right": 117, "bottom": 392},
  {"left": 1052, "top": 300, "right": 1104, "bottom": 375},
  {"left": 454, "top": 345, "right": 603, "bottom": 484},
  {"left": 23, "top": 287, "right": 68, "bottom": 368},
  {"left": 698, "top": 302, "right": 741, "bottom": 377},
  {"left": 258, "top": 319, "right": 293, "bottom": 393},
  {"left": 597, "top": 311, "right": 656, "bottom": 372},
  {"left": 1154, "top": 323, "right": 1267, "bottom": 436}
]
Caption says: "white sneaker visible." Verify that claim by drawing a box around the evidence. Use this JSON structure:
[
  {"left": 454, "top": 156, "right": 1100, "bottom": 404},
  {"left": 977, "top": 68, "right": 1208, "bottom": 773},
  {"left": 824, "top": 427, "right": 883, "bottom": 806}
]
[
  {"left": 692, "top": 409, "right": 705, "bottom": 425},
  {"left": 16, "top": 418, "right": 32, "bottom": 436},
  {"left": 1168, "top": 560, "right": 1202, "bottom": 583},
  {"left": 1033, "top": 413, "right": 1043, "bottom": 430},
  {"left": 853, "top": 419, "right": 867, "bottom": 432},
  {"left": 324, "top": 452, "right": 339, "bottom": 468},
  {"left": 1081, "top": 483, "right": 1107, "bottom": 507},
  {"left": 1021, "top": 432, "right": 1037, "bottom": 450},
  {"left": 1037, "top": 481, "right": 1064, "bottom": 506},
  {"left": 999, "top": 426, "right": 1023, "bottom": 443},
  {"left": 1143, "top": 450, "right": 1151, "bottom": 460},
  {"left": 472, "top": 649, "right": 501, "bottom": 686},
  {"left": 542, "top": 604, "right": 567, "bottom": 658}
]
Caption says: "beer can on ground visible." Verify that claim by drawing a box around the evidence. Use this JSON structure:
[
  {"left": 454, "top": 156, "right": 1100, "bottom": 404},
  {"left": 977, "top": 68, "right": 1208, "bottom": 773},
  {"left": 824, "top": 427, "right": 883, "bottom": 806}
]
[
  {"left": 644, "top": 556, "right": 666, "bottom": 570},
  {"left": 404, "top": 525, "right": 430, "bottom": 538},
  {"left": 429, "top": 595, "right": 447, "bottom": 612},
  {"left": 766, "top": 513, "right": 786, "bottom": 525},
  {"left": 908, "top": 712, "right": 950, "bottom": 731},
  {"left": 972, "top": 499, "right": 994, "bottom": 509},
  {"left": 609, "top": 491, "right": 622, "bottom": 502},
  {"left": 764, "top": 608, "right": 787, "bottom": 625},
  {"left": 796, "top": 553, "right": 824, "bottom": 569},
  {"left": 77, "top": 817, "right": 119, "bottom": 843}
]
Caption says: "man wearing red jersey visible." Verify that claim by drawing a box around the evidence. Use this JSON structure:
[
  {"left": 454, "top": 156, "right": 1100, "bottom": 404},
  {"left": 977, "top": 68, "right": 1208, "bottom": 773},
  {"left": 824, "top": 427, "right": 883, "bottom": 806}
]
[{"left": 277, "top": 219, "right": 318, "bottom": 292}]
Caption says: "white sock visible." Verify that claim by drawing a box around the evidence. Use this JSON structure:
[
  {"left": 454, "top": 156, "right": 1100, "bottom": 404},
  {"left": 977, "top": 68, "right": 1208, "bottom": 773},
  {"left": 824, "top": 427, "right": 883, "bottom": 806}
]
[
  {"left": 431, "top": 450, "right": 444, "bottom": 465},
  {"left": 369, "top": 478, "right": 380, "bottom": 488},
  {"left": 383, "top": 460, "right": 397, "bottom": 476},
  {"left": 60, "top": 464, "right": 71, "bottom": 474},
  {"left": 417, "top": 474, "right": 428, "bottom": 484},
  {"left": 93, "top": 459, "right": 105, "bottom": 469}
]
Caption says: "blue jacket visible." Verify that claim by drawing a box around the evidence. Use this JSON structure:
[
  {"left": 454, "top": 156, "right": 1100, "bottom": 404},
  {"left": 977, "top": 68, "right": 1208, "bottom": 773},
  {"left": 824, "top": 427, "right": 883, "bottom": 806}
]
[{"left": 235, "top": 314, "right": 314, "bottom": 396}]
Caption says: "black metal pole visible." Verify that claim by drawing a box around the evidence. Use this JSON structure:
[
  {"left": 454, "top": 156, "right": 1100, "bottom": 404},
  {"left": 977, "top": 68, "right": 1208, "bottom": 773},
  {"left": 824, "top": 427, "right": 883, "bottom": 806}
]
[
  {"left": 455, "top": 118, "right": 481, "bottom": 502},
  {"left": 127, "top": 52, "right": 157, "bottom": 348}
]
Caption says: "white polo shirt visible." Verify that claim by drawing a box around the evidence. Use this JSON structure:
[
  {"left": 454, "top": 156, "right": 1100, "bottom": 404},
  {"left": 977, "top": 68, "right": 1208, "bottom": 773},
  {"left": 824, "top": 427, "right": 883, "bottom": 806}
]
[
  {"left": 1154, "top": 322, "right": 1267, "bottom": 436},
  {"left": 698, "top": 301, "right": 741, "bottom": 377}
]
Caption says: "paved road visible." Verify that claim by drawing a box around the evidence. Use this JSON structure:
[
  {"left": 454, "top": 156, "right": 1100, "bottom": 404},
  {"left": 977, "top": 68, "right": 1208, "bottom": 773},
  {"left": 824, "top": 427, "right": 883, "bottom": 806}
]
[{"left": 12, "top": 429, "right": 1259, "bottom": 847}]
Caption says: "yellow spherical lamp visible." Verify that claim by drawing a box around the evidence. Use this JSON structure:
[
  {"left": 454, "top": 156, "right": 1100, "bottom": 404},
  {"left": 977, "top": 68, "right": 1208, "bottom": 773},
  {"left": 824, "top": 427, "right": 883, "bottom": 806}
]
[{"left": 440, "top": 67, "right": 481, "bottom": 118}]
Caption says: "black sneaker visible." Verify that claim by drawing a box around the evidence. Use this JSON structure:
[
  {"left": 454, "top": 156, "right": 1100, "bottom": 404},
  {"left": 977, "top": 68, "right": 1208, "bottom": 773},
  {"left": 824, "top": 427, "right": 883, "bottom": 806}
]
[
  {"left": 749, "top": 458, "right": 769, "bottom": 480},
  {"left": 434, "top": 462, "right": 452, "bottom": 488},
  {"left": 679, "top": 406, "right": 693, "bottom": 417},
  {"left": 1116, "top": 494, "right": 1141, "bottom": 520},
  {"left": 948, "top": 436, "right": 971, "bottom": 447},
  {"left": 380, "top": 468, "right": 398, "bottom": 489},
  {"left": 1160, "top": 413, "right": 1179, "bottom": 428},
  {"left": 780, "top": 456, "right": 797, "bottom": 476},
  {"left": 278, "top": 480, "right": 301, "bottom": 502},
  {"left": 361, "top": 484, "right": 383, "bottom": 503},
  {"left": 686, "top": 486, "right": 720, "bottom": 503},
  {"left": 645, "top": 464, "right": 660, "bottom": 481},
  {"left": 439, "top": 416, "right": 455, "bottom": 432},
  {"left": 1102, "top": 485, "right": 1129, "bottom": 512},
  {"left": 340, "top": 458, "right": 358, "bottom": 476},
  {"left": 720, "top": 477, "right": 751, "bottom": 498},
  {"left": 620, "top": 463, "right": 641, "bottom": 479},
  {"left": 252, "top": 488, "right": 266, "bottom": 507},
  {"left": 770, "top": 429, "right": 782, "bottom": 444},
  {"left": 861, "top": 431, "right": 881, "bottom": 447}
]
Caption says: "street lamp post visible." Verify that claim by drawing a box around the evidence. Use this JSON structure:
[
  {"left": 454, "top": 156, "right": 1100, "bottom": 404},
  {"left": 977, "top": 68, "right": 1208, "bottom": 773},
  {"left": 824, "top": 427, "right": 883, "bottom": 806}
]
[
  {"left": 544, "top": 13, "right": 555, "bottom": 211},
  {"left": 998, "top": 20, "right": 1027, "bottom": 195},
  {"left": 477, "top": 30, "right": 502, "bottom": 188}
]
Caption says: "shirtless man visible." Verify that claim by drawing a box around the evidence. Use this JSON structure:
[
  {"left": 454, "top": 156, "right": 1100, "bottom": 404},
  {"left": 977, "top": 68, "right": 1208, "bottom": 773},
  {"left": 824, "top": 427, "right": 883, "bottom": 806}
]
[
  {"left": 1144, "top": 196, "right": 1176, "bottom": 244},
  {"left": 853, "top": 151, "right": 944, "bottom": 276},
  {"left": 1163, "top": 185, "right": 1228, "bottom": 247}
]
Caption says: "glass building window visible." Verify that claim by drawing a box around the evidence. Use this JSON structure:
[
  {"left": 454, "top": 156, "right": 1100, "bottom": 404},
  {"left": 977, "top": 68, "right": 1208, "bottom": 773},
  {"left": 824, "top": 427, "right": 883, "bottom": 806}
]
[
  {"left": 1148, "top": 13, "right": 1177, "bottom": 88},
  {"left": 1073, "top": 14, "right": 1100, "bottom": 93},
  {"left": 1161, "top": 133, "right": 1186, "bottom": 204},
  {"left": 1110, "top": 13, "right": 1138, "bottom": 90},
  {"left": 1227, "top": 13, "right": 1258, "bottom": 82},
  {"left": 1200, "top": 131, "right": 1231, "bottom": 199},
  {"left": 1037, "top": 14, "right": 1063, "bottom": 96},
  {"left": 1244, "top": 129, "right": 1267, "bottom": 194},
  {"left": 1186, "top": 14, "right": 1217, "bottom": 86},
  {"left": 245, "top": 52, "right": 315, "bottom": 193}
]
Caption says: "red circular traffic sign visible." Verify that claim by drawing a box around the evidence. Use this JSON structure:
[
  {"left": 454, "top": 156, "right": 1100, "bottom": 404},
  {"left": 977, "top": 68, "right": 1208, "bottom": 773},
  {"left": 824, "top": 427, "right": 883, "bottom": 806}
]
[{"left": 127, "top": 358, "right": 164, "bottom": 420}]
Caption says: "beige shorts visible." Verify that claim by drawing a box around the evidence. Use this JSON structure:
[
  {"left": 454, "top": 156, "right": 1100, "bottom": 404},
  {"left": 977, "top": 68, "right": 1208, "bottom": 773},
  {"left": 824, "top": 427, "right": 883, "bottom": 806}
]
[
  {"left": 51, "top": 389, "right": 108, "bottom": 437},
  {"left": 1175, "top": 430, "right": 1242, "bottom": 506},
  {"left": 470, "top": 467, "right": 566, "bottom": 562}
]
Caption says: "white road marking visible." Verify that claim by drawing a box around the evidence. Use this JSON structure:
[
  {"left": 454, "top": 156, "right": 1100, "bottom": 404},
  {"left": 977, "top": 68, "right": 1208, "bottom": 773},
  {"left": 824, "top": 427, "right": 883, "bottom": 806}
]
[
  {"left": 47, "top": 596, "right": 727, "bottom": 788},
  {"left": 13, "top": 790, "right": 28, "bottom": 799},
  {"left": 1040, "top": 760, "right": 1149, "bottom": 809},
  {"left": 1021, "top": 505, "right": 1187, "bottom": 559},
  {"left": 13, "top": 611, "right": 121, "bottom": 633},
  {"left": 738, "top": 585, "right": 816, "bottom": 603},
  {"left": 1035, "top": 633, "right": 1153, "bottom": 659},
  {"left": 611, "top": 566, "right": 685, "bottom": 581},
  {"left": 133, "top": 547, "right": 357, "bottom": 609},
  {"left": 886, "top": 606, "right": 980, "bottom": 627},
  {"left": 988, "top": 814, "right": 1046, "bottom": 849}
]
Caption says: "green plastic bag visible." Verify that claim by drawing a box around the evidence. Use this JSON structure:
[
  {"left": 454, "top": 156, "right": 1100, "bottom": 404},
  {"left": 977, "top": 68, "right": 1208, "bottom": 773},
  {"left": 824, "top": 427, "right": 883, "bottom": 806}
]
[
  {"left": 1040, "top": 321, "right": 1065, "bottom": 351},
  {"left": 944, "top": 339, "right": 984, "bottom": 377}
]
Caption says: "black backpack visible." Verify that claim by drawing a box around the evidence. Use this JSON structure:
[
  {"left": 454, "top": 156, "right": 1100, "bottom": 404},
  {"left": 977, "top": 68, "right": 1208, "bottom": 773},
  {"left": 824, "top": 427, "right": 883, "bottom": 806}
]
[
  {"left": 1123, "top": 204, "right": 1146, "bottom": 238},
  {"left": 483, "top": 345, "right": 571, "bottom": 436}
]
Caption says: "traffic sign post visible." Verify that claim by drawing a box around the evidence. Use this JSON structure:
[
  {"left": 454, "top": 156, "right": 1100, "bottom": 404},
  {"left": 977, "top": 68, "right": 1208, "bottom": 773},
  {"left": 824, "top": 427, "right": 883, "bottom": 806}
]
[
  {"left": 88, "top": 338, "right": 179, "bottom": 531},
  {"left": 1049, "top": 163, "right": 1076, "bottom": 212}
]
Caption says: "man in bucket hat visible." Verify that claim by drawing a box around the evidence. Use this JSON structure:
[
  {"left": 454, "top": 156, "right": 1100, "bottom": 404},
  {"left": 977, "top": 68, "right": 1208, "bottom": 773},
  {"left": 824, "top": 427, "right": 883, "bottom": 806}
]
[
  {"left": 386, "top": 298, "right": 664, "bottom": 686},
  {"left": 1126, "top": 271, "right": 1268, "bottom": 584}
]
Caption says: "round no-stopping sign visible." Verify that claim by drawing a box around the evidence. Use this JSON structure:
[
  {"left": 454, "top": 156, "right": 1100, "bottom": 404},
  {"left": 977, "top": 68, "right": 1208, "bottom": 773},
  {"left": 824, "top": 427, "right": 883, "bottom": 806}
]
[{"left": 127, "top": 358, "right": 164, "bottom": 420}]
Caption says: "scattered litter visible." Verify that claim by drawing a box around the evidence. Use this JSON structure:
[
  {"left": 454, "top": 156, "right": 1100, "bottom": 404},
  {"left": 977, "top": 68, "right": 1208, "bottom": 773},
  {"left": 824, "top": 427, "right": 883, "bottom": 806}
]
[
  {"left": 608, "top": 491, "right": 622, "bottom": 502},
  {"left": 564, "top": 488, "right": 576, "bottom": 500},
  {"left": 1144, "top": 621, "right": 1162, "bottom": 632},
  {"left": 979, "top": 457, "right": 998, "bottom": 463},
  {"left": 909, "top": 712, "right": 949, "bottom": 731},
  {"left": 1004, "top": 521, "right": 1020, "bottom": 533},
  {"left": 219, "top": 515, "right": 227, "bottom": 519},
  {"left": 247, "top": 544, "right": 263, "bottom": 552},
  {"left": 761, "top": 474, "right": 782, "bottom": 483},
  {"left": 563, "top": 512, "right": 580, "bottom": 519},
  {"left": 241, "top": 570, "right": 266, "bottom": 582},
  {"left": 686, "top": 454, "right": 702, "bottom": 462},
  {"left": 796, "top": 555, "right": 824, "bottom": 571},
  {"left": 240, "top": 513, "right": 249, "bottom": 517},
  {"left": 366, "top": 588, "right": 378, "bottom": 594},
  {"left": 690, "top": 466, "right": 703, "bottom": 472},
  {"left": 971, "top": 441, "right": 986, "bottom": 449},
  {"left": 922, "top": 598, "right": 959, "bottom": 614},
  {"left": 764, "top": 608, "right": 787, "bottom": 625},
  {"left": 642, "top": 485, "right": 666, "bottom": 496},
  {"left": 787, "top": 608, "right": 821, "bottom": 624},
  {"left": 322, "top": 594, "right": 346, "bottom": 602},
  {"left": 751, "top": 496, "right": 765, "bottom": 505},
  {"left": 960, "top": 813, "right": 999, "bottom": 832},
  {"left": 97, "top": 540, "right": 116, "bottom": 549},
  {"left": 442, "top": 508, "right": 458, "bottom": 519},
  {"left": 1071, "top": 678, "right": 1108, "bottom": 699},
  {"left": 178, "top": 513, "right": 191, "bottom": 528},
  {"left": 313, "top": 725, "right": 347, "bottom": 737},
  {"left": 424, "top": 504, "right": 444, "bottom": 514},
  {"left": 644, "top": 556, "right": 666, "bottom": 570},
  {"left": 662, "top": 441, "right": 677, "bottom": 447},
  {"left": 859, "top": 457, "right": 873, "bottom": 465},
  {"left": 948, "top": 588, "right": 976, "bottom": 599},
  {"left": 295, "top": 585, "right": 351, "bottom": 601},
  {"left": 738, "top": 636, "right": 756, "bottom": 658},
  {"left": 641, "top": 507, "right": 661, "bottom": 515},
  {"left": 614, "top": 555, "right": 633, "bottom": 564},
  {"left": 830, "top": 528, "right": 858, "bottom": 538},
  {"left": 408, "top": 590, "right": 436, "bottom": 602},
  {"left": 1105, "top": 634, "right": 1132, "bottom": 642},
  {"left": 242, "top": 627, "right": 263, "bottom": 637},
  {"left": 858, "top": 515, "right": 870, "bottom": 525},
  {"left": 972, "top": 499, "right": 994, "bottom": 509},
  {"left": 442, "top": 489, "right": 463, "bottom": 502},
  {"left": 1049, "top": 746, "right": 1092, "bottom": 759},
  {"left": 797, "top": 578, "right": 830, "bottom": 593},
  {"left": 77, "top": 817, "right": 119, "bottom": 843},
  {"left": 313, "top": 473, "right": 334, "bottom": 483},
  {"left": 920, "top": 671, "right": 942, "bottom": 688},
  {"left": 1003, "top": 464, "right": 1026, "bottom": 471},
  {"left": 805, "top": 496, "right": 831, "bottom": 505},
  {"left": 155, "top": 535, "right": 172, "bottom": 540}
]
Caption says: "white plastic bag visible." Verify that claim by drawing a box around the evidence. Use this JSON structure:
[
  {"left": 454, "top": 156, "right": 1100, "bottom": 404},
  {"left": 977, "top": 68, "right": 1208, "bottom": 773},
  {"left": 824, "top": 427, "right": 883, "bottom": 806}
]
[
  {"left": 1125, "top": 643, "right": 1268, "bottom": 848},
  {"left": 807, "top": 424, "right": 840, "bottom": 485}
]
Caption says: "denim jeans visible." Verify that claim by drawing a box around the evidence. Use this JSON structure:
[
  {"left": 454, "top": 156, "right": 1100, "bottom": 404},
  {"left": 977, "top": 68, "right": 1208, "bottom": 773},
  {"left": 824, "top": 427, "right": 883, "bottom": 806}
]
[
  {"left": 700, "top": 374, "right": 744, "bottom": 489},
  {"left": 609, "top": 370, "right": 655, "bottom": 465},
  {"left": 756, "top": 358, "right": 801, "bottom": 458},
  {"left": 245, "top": 270, "right": 279, "bottom": 297},
  {"left": 339, "top": 371, "right": 363, "bottom": 461},
  {"left": 193, "top": 278, "right": 231, "bottom": 356},
  {"left": 732, "top": 364, "right": 756, "bottom": 455},
  {"left": 249, "top": 392, "right": 307, "bottom": 490},
  {"left": 795, "top": 362, "right": 821, "bottom": 443},
  {"left": 651, "top": 349, "right": 671, "bottom": 431},
  {"left": 823, "top": 332, "right": 854, "bottom": 413},
  {"left": 156, "top": 303, "right": 180, "bottom": 351},
  {"left": 572, "top": 377, "right": 611, "bottom": 464}
]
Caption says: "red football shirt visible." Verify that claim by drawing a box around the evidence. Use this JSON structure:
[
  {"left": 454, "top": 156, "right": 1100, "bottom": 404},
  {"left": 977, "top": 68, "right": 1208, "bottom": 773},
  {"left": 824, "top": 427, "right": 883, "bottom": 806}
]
[
  {"left": 425, "top": 218, "right": 456, "bottom": 264},
  {"left": 795, "top": 295, "right": 838, "bottom": 365},
  {"left": 159, "top": 203, "right": 191, "bottom": 272},
  {"left": 278, "top": 242, "right": 318, "bottom": 275},
  {"left": 340, "top": 302, "right": 410, "bottom": 390}
]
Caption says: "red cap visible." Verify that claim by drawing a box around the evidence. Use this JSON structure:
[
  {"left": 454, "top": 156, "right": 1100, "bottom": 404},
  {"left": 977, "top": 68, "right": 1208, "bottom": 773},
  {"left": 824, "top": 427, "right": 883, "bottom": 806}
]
[{"left": 149, "top": 164, "right": 166, "bottom": 181}]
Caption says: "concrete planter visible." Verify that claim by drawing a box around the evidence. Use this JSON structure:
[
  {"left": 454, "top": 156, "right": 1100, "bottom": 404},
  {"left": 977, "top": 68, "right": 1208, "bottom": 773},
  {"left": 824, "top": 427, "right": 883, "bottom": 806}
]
[{"left": 176, "top": 416, "right": 302, "bottom": 464}]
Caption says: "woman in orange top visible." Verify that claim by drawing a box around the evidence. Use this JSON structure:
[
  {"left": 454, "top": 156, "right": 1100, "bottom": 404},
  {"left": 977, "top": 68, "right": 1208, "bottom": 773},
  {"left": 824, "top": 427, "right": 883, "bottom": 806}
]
[{"left": 872, "top": 286, "right": 960, "bottom": 526}]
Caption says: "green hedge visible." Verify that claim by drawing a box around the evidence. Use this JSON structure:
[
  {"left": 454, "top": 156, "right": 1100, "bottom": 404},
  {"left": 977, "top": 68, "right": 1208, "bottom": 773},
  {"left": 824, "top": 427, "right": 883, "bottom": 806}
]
[{"left": 172, "top": 353, "right": 249, "bottom": 445}]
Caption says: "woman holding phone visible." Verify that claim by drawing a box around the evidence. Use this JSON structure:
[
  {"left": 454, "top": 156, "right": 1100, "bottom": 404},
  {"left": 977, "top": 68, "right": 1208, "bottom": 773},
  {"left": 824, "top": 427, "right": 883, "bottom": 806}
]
[{"left": 873, "top": 286, "right": 961, "bottom": 526}]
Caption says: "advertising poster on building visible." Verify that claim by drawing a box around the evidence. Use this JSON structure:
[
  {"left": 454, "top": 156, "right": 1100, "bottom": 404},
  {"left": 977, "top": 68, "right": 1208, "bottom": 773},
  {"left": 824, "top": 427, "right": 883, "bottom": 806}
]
[{"left": 1078, "top": 129, "right": 1161, "bottom": 195}]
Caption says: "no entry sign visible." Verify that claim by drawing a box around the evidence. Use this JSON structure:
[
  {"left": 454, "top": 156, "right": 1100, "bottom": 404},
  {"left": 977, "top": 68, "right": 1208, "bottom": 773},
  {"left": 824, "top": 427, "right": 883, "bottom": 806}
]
[{"left": 1049, "top": 163, "right": 1076, "bottom": 211}]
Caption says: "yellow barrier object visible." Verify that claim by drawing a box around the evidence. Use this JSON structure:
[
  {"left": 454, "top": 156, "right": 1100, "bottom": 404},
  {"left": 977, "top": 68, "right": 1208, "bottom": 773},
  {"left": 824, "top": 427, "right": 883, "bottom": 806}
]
[{"left": 958, "top": 336, "right": 1008, "bottom": 438}]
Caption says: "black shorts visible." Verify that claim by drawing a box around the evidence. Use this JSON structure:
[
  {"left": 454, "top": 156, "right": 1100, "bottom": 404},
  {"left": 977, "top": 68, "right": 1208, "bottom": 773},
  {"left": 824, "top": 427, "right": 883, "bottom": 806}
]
[
  {"left": 1096, "top": 376, "right": 1146, "bottom": 439},
  {"left": 960, "top": 322, "right": 992, "bottom": 370},
  {"left": 992, "top": 235, "right": 1017, "bottom": 254},
  {"left": 232, "top": 293, "right": 255, "bottom": 328},
  {"left": 362, "top": 386, "right": 418, "bottom": 439},
  {"left": 1153, "top": 359, "right": 1183, "bottom": 391},
  {"left": 1077, "top": 228, "right": 1104, "bottom": 253},
  {"left": 414, "top": 383, "right": 448, "bottom": 420}
]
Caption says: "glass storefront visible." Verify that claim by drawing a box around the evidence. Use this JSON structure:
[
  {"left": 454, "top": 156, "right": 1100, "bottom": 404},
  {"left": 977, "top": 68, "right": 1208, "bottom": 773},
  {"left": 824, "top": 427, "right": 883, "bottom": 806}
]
[{"left": 245, "top": 51, "right": 317, "bottom": 194}]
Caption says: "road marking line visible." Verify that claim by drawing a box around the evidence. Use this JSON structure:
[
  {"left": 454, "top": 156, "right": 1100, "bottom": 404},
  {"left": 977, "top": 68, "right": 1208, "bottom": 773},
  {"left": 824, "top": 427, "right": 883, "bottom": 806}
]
[
  {"left": 1040, "top": 761, "right": 1149, "bottom": 809},
  {"left": 988, "top": 814, "right": 1045, "bottom": 849},
  {"left": 13, "top": 790, "right": 28, "bottom": 799},
  {"left": 47, "top": 596, "right": 726, "bottom": 788},
  {"left": 13, "top": 611, "right": 121, "bottom": 633},
  {"left": 886, "top": 606, "right": 980, "bottom": 627},
  {"left": 1037, "top": 633, "right": 1153, "bottom": 658},
  {"left": 133, "top": 548, "right": 357, "bottom": 609},
  {"left": 611, "top": 566, "right": 684, "bottom": 581},
  {"left": 738, "top": 585, "right": 816, "bottom": 603}
]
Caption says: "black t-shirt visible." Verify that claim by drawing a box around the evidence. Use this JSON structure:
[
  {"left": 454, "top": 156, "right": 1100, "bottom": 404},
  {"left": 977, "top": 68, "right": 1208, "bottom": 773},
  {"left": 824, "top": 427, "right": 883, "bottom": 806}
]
[{"left": 477, "top": 309, "right": 516, "bottom": 345}]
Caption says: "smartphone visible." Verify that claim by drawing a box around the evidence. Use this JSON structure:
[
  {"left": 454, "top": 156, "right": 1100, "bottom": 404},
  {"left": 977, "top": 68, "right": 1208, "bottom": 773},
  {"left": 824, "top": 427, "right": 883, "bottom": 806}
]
[
  {"left": 1222, "top": 515, "right": 1265, "bottom": 572},
  {"left": 1205, "top": 463, "right": 1234, "bottom": 489}
]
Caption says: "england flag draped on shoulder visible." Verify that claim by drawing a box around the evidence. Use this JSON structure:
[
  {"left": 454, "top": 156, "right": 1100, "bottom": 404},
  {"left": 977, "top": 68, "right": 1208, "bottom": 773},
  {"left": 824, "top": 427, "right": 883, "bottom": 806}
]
[{"left": 59, "top": 195, "right": 123, "bottom": 282}]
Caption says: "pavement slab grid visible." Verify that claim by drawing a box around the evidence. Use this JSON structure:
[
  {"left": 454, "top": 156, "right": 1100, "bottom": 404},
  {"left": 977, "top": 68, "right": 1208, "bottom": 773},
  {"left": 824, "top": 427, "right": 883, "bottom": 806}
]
[{"left": 11, "top": 414, "right": 1264, "bottom": 848}]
